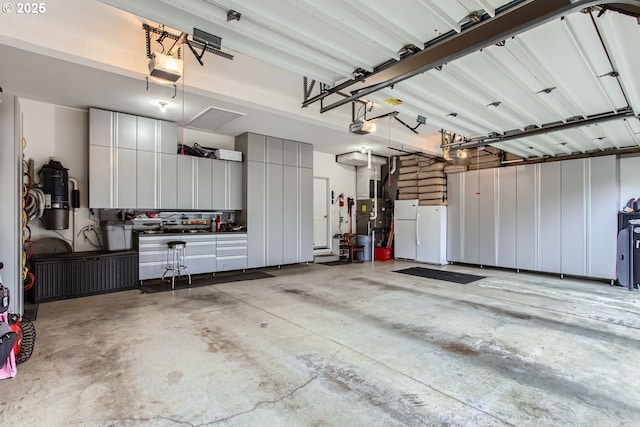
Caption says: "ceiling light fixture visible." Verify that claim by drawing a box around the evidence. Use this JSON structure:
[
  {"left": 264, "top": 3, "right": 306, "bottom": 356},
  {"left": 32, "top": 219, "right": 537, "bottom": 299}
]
[{"left": 159, "top": 101, "right": 167, "bottom": 113}]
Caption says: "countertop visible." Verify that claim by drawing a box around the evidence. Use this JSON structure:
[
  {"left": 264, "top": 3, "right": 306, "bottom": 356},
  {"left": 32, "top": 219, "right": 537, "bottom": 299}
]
[{"left": 135, "top": 230, "right": 247, "bottom": 236}]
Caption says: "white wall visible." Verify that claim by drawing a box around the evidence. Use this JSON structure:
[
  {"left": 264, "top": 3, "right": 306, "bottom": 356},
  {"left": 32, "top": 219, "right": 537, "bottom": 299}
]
[
  {"left": 313, "top": 151, "right": 357, "bottom": 251},
  {"left": 619, "top": 154, "right": 640, "bottom": 207},
  {"left": 179, "top": 127, "right": 235, "bottom": 150},
  {"left": 21, "top": 99, "right": 100, "bottom": 252}
]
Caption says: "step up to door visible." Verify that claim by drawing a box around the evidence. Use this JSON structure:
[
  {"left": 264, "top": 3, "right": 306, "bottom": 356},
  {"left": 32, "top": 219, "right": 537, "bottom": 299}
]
[{"left": 314, "top": 254, "right": 340, "bottom": 264}]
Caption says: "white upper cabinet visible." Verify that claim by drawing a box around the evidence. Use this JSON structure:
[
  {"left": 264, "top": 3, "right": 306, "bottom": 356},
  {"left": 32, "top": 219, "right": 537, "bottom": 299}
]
[
  {"left": 136, "top": 117, "right": 156, "bottom": 152},
  {"left": 159, "top": 120, "right": 177, "bottom": 154},
  {"left": 115, "top": 112, "right": 136, "bottom": 150},
  {"left": 89, "top": 108, "right": 179, "bottom": 209}
]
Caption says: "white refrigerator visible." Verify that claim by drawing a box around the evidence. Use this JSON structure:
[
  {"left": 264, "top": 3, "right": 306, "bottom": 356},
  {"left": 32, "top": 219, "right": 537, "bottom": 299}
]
[
  {"left": 394, "top": 200, "right": 448, "bottom": 265},
  {"left": 394, "top": 199, "right": 418, "bottom": 260}
]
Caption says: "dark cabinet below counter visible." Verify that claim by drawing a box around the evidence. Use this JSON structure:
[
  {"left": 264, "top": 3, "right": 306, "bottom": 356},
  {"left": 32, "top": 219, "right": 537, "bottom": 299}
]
[{"left": 30, "top": 250, "right": 138, "bottom": 303}]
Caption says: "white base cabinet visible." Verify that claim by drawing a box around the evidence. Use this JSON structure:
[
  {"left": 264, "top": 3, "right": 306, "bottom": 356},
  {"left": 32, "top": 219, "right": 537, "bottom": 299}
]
[
  {"left": 137, "top": 233, "right": 247, "bottom": 280},
  {"left": 446, "top": 155, "right": 619, "bottom": 279},
  {"left": 216, "top": 234, "right": 248, "bottom": 271}
]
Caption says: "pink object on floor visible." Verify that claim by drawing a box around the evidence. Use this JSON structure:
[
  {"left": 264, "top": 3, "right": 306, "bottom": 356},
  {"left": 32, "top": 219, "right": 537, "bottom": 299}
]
[{"left": 0, "top": 312, "right": 16, "bottom": 379}]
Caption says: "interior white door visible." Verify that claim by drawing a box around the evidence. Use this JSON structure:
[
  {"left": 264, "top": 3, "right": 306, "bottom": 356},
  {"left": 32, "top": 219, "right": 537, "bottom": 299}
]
[{"left": 313, "top": 177, "right": 329, "bottom": 249}]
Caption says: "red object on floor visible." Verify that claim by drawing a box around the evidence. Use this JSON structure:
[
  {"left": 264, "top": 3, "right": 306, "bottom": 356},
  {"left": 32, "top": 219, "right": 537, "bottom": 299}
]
[{"left": 374, "top": 247, "right": 392, "bottom": 261}]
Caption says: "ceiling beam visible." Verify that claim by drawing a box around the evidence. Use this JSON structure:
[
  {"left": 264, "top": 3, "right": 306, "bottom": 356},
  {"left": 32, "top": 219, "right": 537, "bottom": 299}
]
[
  {"left": 508, "top": 37, "right": 586, "bottom": 119},
  {"left": 369, "top": 90, "right": 480, "bottom": 136},
  {"left": 537, "top": 134, "right": 576, "bottom": 155},
  {"left": 350, "top": 0, "right": 426, "bottom": 48},
  {"left": 475, "top": 0, "right": 496, "bottom": 17},
  {"left": 440, "top": 63, "right": 531, "bottom": 128},
  {"left": 561, "top": 16, "right": 619, "bottom": 113},
  {"left": 448, "top": 108, "right": 636, "bottom": 149},
  {"left": 304, "top": 0, "right": 640, "bottom": 113},
  {"left": 623, "top": 118, "right": 640, "bottom": 146},
  {"left": 416, "top": 0, "right": 462, "bottom": 33},
  {"left": 298, "top": 0, "right": 402, "bottom": 61},
  {"left": 575, "top": 127, "right": 608, "bottom": 150}
]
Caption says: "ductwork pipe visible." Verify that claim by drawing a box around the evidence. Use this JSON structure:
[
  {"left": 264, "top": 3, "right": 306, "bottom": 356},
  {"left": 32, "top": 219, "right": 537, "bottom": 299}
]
[
  {"left": 68, "top": 177, "right": 79, "bottom": 251},
  {"left": 389, "top": 156, "right": 397, "bottom": 175}
]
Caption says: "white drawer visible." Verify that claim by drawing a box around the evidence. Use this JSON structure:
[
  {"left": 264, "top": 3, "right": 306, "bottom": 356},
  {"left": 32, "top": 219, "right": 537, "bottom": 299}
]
[
  {"left": 139, "top": 250, "right": 169, "bottom": 264},
  {"left": 184, "top": 241, "right": 216, "bottom": 256},
  {"left": 216, "top": 256, "right": 247, "bottom": 272},
  {"left": 217, "top": 234, "right": 248, "bottom": 243},
  {"left": 186, "top": 255, "right": 216, "bottom": 275},
  {"left": 139, "top": 234, "right": 216, "bottom": 247},
  {"left": 139, "top": 262, "right": 167, "bottom": 280},
  {"left": 216, "top": 246, "right": 248, "bottom": 257}
]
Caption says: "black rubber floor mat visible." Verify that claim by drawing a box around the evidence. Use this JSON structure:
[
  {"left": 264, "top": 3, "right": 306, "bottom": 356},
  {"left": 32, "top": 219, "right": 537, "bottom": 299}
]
[
  {"left": 140, "top": 271, "right": 273, "bottom": 294},
  {"left": 393, "top": 267, "right": 485, "bottom": 284},
  {"left": 320, "top": 260, "right": 355, "bottom": 266}
]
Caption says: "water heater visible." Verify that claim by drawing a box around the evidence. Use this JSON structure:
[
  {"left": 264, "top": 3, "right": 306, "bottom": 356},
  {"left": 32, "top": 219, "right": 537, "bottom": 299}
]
[{"left": 39, "top": 160, "right": 69, "bottom": 230}]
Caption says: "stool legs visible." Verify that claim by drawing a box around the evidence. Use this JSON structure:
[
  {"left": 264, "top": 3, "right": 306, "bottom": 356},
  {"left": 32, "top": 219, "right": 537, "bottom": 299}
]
[
  {"left": 173, "top": 245, "right": 191, "bottom": 289},
  {"left": 162, "top": 243, "right": 191, "bottom": 289}
]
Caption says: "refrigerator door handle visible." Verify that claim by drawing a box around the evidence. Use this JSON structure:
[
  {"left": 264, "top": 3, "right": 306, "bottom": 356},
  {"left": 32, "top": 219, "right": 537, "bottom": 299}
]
[{"left": 416, "top": 213, "right": 420, "bottom": 246}]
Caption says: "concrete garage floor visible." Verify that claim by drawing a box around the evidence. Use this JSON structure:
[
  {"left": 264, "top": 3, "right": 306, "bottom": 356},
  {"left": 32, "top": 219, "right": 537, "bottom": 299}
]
[{"left": 2, "top": 261, "right": 639, "bottom": 426}]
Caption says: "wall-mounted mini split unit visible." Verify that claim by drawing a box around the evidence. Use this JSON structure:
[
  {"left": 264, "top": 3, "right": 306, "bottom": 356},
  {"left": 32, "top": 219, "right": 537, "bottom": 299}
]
[
  {"left": 349, "top": 120, "right": 376, "bottom": 135},
  {"left": 149, "top": 52, "right": 183, "bottom": 82}
]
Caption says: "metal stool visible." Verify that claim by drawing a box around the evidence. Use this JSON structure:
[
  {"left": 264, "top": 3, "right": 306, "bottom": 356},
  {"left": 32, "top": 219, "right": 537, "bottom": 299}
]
[{"left": 161, "top": 240, "right": 191, "bottom": 289}]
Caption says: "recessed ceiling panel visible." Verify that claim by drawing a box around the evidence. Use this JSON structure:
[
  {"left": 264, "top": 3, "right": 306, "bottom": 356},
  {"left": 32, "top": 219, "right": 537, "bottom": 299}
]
[{"left": 187, "top": 106, "right": 246, "bottom": 132}]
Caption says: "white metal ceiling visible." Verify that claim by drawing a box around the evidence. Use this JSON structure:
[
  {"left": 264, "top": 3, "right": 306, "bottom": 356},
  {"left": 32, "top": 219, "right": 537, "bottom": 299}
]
[{"left": 100, "top": 0, "right": 640, "bottom": 158}]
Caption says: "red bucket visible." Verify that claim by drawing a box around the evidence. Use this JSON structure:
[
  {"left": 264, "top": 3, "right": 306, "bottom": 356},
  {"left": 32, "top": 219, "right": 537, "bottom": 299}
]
[{"left": 374, "top": 247, "right": 392, "bottom": 261}]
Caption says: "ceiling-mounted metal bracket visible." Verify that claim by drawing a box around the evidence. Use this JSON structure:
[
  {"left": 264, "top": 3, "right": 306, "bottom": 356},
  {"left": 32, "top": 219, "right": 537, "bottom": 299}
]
[
  {"left": 303, "top": 77, "right": 316, "bottom": 103},
  {"left": 356, "top": 109, "right": 427, "bottom": 135},
  {"left": 227, "top": 9, "right": 241, "bottom": 22},
  {"left": 393, "top": 115, "right": 426, "bottom": 134},
  {"left": 184, "top": 38, "right": 206, "bottom": 66},
  {"left": 145, "top": 76, "right": 178, "bottom": 98},
  {"left": 142, "top": 23, "right": 233, "bottom": 62}
]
